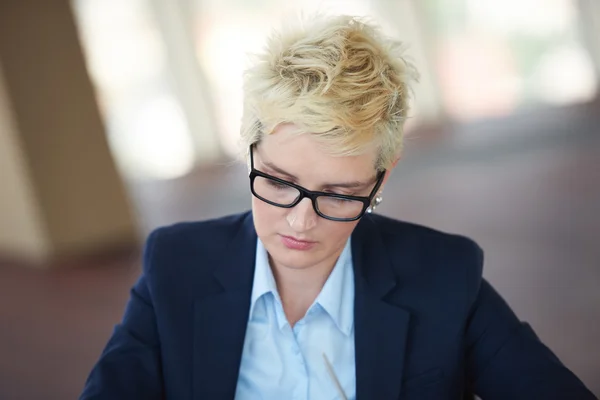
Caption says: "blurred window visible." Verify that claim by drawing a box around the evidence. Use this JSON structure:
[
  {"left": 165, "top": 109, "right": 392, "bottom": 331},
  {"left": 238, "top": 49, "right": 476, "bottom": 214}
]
[
  {"left": 72, "top": 0, "right": 207, "bottom": 180},
  {"left": 73, "top": 0, "right": 599, "bottom": 169},
  {"left": 421, "top": 0, "right": 598, "bottom": 120}
]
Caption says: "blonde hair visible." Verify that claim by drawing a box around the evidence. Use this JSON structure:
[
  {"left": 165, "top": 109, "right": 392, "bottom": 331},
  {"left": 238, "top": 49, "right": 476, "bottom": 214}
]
[{"left": 240, "top": 14, "right": 418, "bottom": 171}]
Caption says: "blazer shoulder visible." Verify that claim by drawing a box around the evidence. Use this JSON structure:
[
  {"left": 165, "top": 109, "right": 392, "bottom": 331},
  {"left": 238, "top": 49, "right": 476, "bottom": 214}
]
[
  {"left": 149, "top": 211, "right": 251, "bottom": 249},
  {"left": 368, "top": 213, "right": 484, "bottom": 297},
  {"left": 141, "top": 211, "right": 252, "bottom": 280},
  {"left": 369, "top": 213, "right": 482, "bottom": 254}
]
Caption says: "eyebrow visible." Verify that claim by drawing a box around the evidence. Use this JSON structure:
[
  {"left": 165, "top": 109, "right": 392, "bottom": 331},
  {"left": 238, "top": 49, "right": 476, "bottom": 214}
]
[{"left": 261, "top": 160, "right": 374, "bottom": 190}]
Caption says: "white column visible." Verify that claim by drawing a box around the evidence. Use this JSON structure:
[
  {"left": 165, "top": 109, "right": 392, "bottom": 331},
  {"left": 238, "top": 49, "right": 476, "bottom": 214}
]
[
  {"left": 149, "top": 0, "right": 223, "bottom": 162},
  {"left": 373, "top": 0, "right": 447, "bottom": 124},
  {"left": 0, "top": 0, "right": 138, "bottom": 265},
  {"left": 0, "top": 62, "right": 49, "bottom": 262}
]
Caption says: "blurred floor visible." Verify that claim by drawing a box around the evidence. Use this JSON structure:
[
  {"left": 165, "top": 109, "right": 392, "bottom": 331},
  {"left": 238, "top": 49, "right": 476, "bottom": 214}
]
[{"left": 1, "top": 101, "right": 599, "bottom": 399}]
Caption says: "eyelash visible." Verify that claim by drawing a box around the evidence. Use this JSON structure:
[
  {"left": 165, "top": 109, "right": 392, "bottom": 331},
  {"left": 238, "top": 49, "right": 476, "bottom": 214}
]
[
  {"left": 329, "top": 197, "right": 354, "bottom": 204},
  {"left": 324, "top": 190, "right": 356, "bottom": 197},
  {"left": 266, "top": 180, "right": 290, "bottom": 190}
]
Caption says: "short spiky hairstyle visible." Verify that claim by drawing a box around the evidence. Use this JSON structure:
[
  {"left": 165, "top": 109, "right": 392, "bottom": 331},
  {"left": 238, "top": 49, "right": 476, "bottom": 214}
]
[{"left": 240, "top": 14, "right": 418, "bottom": 171}]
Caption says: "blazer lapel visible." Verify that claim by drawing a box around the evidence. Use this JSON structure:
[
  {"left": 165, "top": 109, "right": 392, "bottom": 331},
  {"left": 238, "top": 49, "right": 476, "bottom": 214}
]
[
  {"left": 353, "top": 215, "right": 411, "bottom": 400},
  {"left": 193, "top": 213, "right": 257, "bottom": 400}
]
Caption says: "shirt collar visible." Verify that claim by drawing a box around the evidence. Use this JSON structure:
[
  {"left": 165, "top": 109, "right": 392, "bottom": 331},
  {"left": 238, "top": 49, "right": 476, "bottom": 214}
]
[
  {"left": 249, "top": 238, "right": 278, "bottom": 318},
  {"left": 314, "top": 237, "right": 354, "bottom": 336},
  {"left": 249, "top": 237, "right": 355, "bottom": 336}
]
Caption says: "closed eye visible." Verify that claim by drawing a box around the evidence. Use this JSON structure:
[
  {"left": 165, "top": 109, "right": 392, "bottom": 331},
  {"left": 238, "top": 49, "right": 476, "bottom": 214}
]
[
  {"left": 266, "top": 179, "right": 291, "bottom": 190},
  {"left": 330, "top": 197, "right": 354, "bottom": 203},
  {"left": 323, "top": 190, "right": 357, "bottom": 197}
]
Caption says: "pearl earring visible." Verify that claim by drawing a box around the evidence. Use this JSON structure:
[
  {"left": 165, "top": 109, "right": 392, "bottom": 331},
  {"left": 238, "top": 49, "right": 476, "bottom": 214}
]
[{"left": 366, "top": 194, "right": 383, "bottom": 213}]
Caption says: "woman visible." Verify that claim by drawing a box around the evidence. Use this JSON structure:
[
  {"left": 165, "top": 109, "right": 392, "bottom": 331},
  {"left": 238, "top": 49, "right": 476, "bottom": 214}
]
[{"left": 80, "top": 15, "right": 595, "bottom": 400}]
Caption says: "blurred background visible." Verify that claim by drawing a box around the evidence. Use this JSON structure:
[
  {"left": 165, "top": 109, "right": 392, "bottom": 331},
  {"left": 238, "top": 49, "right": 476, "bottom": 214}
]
[{"left": 0, "top": 0, "right": 598, "bottom": 398}]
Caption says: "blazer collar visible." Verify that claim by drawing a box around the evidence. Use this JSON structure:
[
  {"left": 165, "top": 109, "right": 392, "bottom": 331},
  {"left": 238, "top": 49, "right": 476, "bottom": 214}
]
[
  {"left": 193, "top": 212, "right": 257, "bottom": 399},
  {"left": 352, "top": 214, "right": 411, "bottom": 400},
  {"left": 212, "top": 212, "right": 258, "bottom": 290},
  {"left": 351, "top": 214, "right": 398, "bottom": 297}
]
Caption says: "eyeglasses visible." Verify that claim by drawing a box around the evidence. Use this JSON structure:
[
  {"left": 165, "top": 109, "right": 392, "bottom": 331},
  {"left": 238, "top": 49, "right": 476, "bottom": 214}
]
[{"left": 249, "top": 144, "right": 385, "bottom": 222}]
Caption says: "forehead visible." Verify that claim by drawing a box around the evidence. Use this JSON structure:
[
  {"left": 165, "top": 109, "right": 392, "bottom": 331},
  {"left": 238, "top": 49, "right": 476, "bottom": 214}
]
[{"left": 257, "top": 125, "right": 378, "bottom": 182}]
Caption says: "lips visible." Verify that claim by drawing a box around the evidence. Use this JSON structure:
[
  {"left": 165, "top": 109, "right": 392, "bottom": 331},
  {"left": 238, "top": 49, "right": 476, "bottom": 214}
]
[{"left": 280, "top": 235, "right": 316, "bottom": 250}]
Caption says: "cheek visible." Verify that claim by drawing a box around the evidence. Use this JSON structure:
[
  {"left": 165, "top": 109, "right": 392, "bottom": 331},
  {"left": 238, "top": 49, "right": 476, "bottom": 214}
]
[
  {"left": 321, "top": 221, "right": 359, "bottom": 245},
  {"left": 252, "top": 197, "right": 283, "bottom": 232}
]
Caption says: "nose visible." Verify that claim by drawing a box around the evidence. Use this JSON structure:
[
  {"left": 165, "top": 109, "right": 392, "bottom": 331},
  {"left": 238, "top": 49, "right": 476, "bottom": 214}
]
[{"left": 287, "top": 197, "right": 317, "bottom": 232}]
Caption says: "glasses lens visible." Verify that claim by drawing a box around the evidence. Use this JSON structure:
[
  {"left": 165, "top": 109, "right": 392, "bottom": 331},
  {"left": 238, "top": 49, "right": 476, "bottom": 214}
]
[
  {"left": 316, "top": 196, "right": 365, "bottom": 220},
  {"left": 253, "top": 175, "right": 300, "bottom": 206}
]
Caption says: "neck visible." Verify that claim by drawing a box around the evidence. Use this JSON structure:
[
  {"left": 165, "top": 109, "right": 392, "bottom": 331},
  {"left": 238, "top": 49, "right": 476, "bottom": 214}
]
[{"left": 269, "top": 253, "right": 340, "bottom": 326}]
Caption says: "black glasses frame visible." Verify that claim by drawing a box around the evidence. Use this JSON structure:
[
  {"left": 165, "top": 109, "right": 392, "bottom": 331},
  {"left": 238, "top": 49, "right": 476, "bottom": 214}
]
[{"left": 249, "top": 144, "right": 386, "bottom": 222}]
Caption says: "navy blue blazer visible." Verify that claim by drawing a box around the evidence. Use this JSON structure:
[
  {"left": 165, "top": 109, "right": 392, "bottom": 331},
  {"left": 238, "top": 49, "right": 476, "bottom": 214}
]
[{"left": 81, "top": 211, "right": 595, "bottom": 399}]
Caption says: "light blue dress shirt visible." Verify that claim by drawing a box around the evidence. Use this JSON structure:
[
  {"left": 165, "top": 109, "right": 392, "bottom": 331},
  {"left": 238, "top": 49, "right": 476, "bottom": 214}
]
[{"left": 235, "top": 237, "right": 356, "bottom": 400}]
